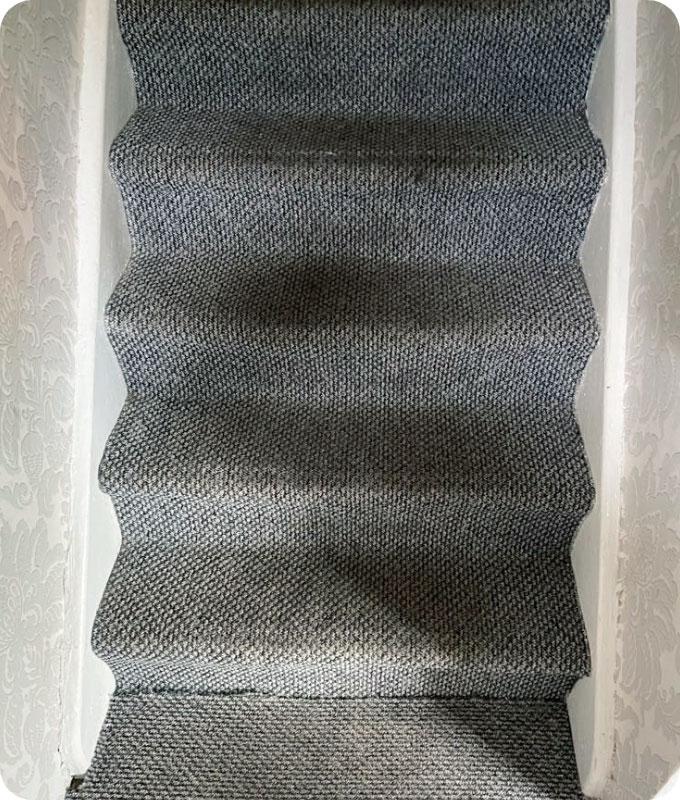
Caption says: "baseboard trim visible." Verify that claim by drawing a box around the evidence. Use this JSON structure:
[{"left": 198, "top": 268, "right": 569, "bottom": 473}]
[{"left": 570, "top": 0, "right": 639, "bottom": 795}]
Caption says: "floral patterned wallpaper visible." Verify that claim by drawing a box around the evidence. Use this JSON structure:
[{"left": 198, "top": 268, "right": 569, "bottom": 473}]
[
  {"left": 0, "top": 1, "right": 83, "bottom": 798},
  {"left": 604, "top": 2, "right": 680, "bottom": 798}
]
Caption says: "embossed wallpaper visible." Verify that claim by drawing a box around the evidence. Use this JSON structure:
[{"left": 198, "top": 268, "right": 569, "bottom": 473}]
[
  {"left": 604, "top": 2, "right": 680, "bottom": 798},
  {"left": 0, "top": 1, "right": 84, "bottom": 798}
]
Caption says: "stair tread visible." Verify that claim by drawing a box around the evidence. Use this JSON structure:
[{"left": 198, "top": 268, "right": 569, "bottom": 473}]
[
  {"left": 99, "top": 395, "right": 593, "bottom": 514},
  {"left": 107, "top": 248, "right": 599, "bottom": 403},
  {"left": 92, "top": 529, "right": 588, "bottom": 696},
  {"left": 112, "top": 109, "right": 604, "bottom": 189},
  {"left": 118, "top": 0, "right": 607, "bottom": 118},
  {"left": 71, "top": 695, "right": 585, "bottom": 800},
  {"left": 108, "top": 251, "right": 596, "bottom": 341}
]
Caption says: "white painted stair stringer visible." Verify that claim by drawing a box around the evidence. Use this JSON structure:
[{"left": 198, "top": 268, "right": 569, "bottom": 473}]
[{"left": 570, "top": 0, "right": 639, "bottom": 795}]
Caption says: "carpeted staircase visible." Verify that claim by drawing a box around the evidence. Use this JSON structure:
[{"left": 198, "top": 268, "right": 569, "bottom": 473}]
[{"left": 71, "top": 1, "right": 608, "bottom": 797}]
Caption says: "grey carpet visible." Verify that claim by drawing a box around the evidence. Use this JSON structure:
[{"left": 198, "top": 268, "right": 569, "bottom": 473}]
[
  {"left": 74, "top": 0, "right": 608, "bottom": 796},
  {"left": 70, "top": 697, "right": 584, "bottom": 799}
]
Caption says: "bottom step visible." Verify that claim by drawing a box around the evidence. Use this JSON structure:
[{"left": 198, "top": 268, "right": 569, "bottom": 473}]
[{"left": 71, "top": 695, "right": 584, "bottom": 799}]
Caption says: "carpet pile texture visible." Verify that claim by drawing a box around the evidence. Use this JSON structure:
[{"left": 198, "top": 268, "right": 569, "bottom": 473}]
[{"left": 72, "top": 1, "right": 608, "bottom": 797}]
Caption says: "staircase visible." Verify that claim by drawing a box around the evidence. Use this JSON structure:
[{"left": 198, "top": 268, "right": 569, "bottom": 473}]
[{"left": 72, "top": 1, "right": 608, "bottom": 797}]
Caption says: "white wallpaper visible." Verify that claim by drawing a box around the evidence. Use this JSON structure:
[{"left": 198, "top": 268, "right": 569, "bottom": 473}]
[
  {"left": 0, "top": 1, "right": 83, "bottom": 798},
  {"left": 604, "top": 2, "right": 680, "bottom": 798}
]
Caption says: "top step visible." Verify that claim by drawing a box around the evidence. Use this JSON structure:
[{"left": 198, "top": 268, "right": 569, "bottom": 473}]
[{"left": 118, "top": 0, "right": 609, "bottom": 117}]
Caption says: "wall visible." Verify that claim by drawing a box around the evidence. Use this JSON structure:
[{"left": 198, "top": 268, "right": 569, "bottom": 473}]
[
  {"left": 603, "top": 2, "right": 680, "bottom": 797},
  {"left": 0, "top": 1, "right": 84, "bottom": 797}
]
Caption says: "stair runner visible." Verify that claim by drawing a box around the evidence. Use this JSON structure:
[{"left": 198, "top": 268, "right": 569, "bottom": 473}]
[{"left": 72, "top": 1, "right": 608, "bottom": 797}]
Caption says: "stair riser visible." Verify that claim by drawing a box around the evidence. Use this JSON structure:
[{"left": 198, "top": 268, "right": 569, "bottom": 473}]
[
  {"left": 93, "top": 494, "right": 587, "bottom": 697},
  {"left": 107, "top": 490, "right": 588, "bottom": 549},
  {"left": 115, "top": 170, "right": 601, "bottom": 264},
  {"left": 99, "top": 657, "right": 579, "bottom": 699},
  {"left": 99, "top": 395, "right": 594, "bottom": 514},
  {"left": 110, "top": 112, "right": 605, "bottom": 190},
  {"left": 119, "top": 0, "right": 608, "bottom": 117},
  {"left": 107, "top": 318, "right": 597, "bottom": 405}
]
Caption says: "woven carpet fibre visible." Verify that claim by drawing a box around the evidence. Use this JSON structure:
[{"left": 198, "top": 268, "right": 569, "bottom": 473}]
[{"left": 72, "top": 1, "right": 608, "bottom": 797}]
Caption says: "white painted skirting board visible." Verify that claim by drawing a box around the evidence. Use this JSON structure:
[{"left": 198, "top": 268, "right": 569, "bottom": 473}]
[
  {"left": 569, "top": 0, "right": 638, "bottom": 795},
  {"left": 60, "top": 0, "right": 119, "bottom": 779},
  {"left": 59, "top": 0, "right": 135, "bottom": 780}
]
